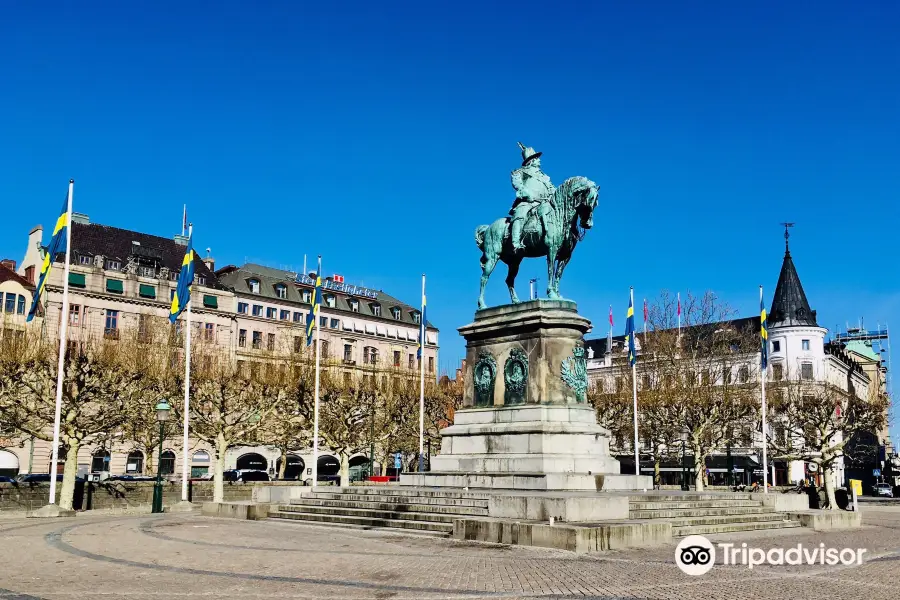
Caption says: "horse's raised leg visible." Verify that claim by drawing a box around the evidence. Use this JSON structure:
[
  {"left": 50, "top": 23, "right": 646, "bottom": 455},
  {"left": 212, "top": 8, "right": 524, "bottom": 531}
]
[
  {"left": 505, "top": 258, "right": 522, "bottom": 304},
  {"left": 478, "top": 253, "right": 498, "bottom": 310},
  {"left": 546, "top": 246, "right": 560, "bottom": 299}
]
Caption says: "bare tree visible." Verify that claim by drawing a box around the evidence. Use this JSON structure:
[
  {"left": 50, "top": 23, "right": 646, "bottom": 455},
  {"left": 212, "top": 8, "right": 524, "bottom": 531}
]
[{"left": 768, "top": 375, "right": 888, "bottom": 509}]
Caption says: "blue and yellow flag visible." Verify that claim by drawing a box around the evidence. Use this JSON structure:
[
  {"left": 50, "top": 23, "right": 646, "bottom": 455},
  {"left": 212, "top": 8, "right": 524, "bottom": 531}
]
[
  {"left": 417, "top": 294, "right": 427, "bottom": 360},
  {"left": 624, "top": 291, "right": 637, "bottom": 367},
  {"left": 27, "top": 195, "right": 70, "bottom": 323},
  {"left": 169, "top": 233, "right": 195, "bottom": 323},
  {"left": 760, "top": 286, "right": 768, "bottom": 369},
  {"left": 305, "top": 257, "right": 323, "bottom": 346}
]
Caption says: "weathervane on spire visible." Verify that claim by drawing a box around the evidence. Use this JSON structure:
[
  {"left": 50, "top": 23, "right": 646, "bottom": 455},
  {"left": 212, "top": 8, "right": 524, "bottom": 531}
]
[{"left": 780, "top": 222, "right": 795, "bottom": 253}]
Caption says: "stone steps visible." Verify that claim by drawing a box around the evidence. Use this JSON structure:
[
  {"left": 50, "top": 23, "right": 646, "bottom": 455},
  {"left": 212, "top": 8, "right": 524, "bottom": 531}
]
[
  {"left": 628, "top": 493, "right": 753, "bottom": 502},
  {"left": 630, "top": 499, "right": 764, "bottom": 511},
  {"left": 666, "top": 513, "right": 789, "bottom": 527},
  {"left": 269, "top": 508, "right": 453, "bottom": 534},
  {"left": 279, "top": 503, "right": 458, "bottom": 523},
  {"left": 290, "top": 497, "right": 489, "bottom": 517},
  {"left": 333, "top": 487, "right": 490, "bottom": 500},
  {"left": 673, "top": 519, "right": 802, "bottom": 537},
  {"left": 303, "top": 491, "right": 489, "bottom": 508},
  {"left": 629, "top": 506, "right": 773, "bottom": 519}
]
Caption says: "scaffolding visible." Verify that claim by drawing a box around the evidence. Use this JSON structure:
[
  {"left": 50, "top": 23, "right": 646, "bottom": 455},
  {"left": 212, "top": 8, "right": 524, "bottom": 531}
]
[{"left": 834, "top": 323, "right": 892, "bottom": 405}]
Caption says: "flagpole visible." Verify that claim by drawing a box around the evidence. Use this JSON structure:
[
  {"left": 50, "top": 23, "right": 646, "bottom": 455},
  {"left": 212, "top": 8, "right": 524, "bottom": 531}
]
[
  {"left": 180, "top": 224, "right": 193, "bottom": 502},
  {"left": 312, "top": 256, "right": 322, "bottom": 488},
  {"left": 630, "top": 288, "right": 641, "bottom": 489},
  {"left": 48, "top": 179, "right": 74, "bottom": 506},
  {"left": 677, "top": 292, "right": 681, "bottom": 337},
  {"left": 418, "top": 274, "right": 426, "bottom": 472},
  {"left": 643, "top": 298, "right": 647, "bottom": 339},
  {"left": 760, "top": 285, "right": 769, "bottom": 494}
]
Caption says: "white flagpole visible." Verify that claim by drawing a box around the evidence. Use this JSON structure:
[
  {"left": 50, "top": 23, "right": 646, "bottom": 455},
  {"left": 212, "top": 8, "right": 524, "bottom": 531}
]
[
  {"left": 630, "top": 288, "right": 641, "bottom": 489},
  {"left": 48, "top": 179, "right": 74, "bottom": 505},
  {"left": 180, "top": 224, "right": 193, "bottom": 502},
  {"left": 182, "top": 205, "right": 186, "bottom": 237},
  {"left": 312, "top": 256, "right": 322, "bottom": 487},
  {"left": 677, "top": 292, "right": 681, "bottom": 337},
  {"left": 418, "top": 274, "right": 426, "bottom": 472},
  {"left": 760, "top": 285, "right": 769, "bottom": 494}
]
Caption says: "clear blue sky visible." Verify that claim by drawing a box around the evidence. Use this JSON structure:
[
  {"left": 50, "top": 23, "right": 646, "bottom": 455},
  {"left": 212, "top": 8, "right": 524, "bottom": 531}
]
[{"left": 2, "top": 2, "right": 897, "bottom": 439}]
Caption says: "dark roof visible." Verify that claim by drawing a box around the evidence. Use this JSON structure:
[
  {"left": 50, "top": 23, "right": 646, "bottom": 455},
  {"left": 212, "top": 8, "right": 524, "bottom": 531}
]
[
  {"left": 0, "top": 263, "right": 34, "bottom": 290},
  {"left": 215, "top": 263, "right": 436, "bottom": 330},
  {"left": 65, "top": 223, "right": 219, "bottom": 286},
  {"left": 769, "top": 245, "right": 816, "bottom": 328},
  {"left": 586, "top": 315, "right": 761, "bottom": 356}
]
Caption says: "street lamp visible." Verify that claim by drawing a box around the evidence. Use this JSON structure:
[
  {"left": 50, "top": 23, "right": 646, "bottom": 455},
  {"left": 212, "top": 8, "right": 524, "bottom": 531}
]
[{"left": 152, "top": 401, "right": 171, "bottom": 514}]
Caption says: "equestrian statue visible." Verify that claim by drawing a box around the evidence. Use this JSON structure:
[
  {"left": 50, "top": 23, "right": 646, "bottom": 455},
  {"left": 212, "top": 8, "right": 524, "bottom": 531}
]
[{"left": 475, "top": 142, "right": 598, "bottom": 309}]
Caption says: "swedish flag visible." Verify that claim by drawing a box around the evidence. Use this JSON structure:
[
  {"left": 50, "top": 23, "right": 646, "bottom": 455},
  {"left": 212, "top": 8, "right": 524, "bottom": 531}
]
[
  {"left": 305, "top": 257, "right": 323, "bottom": 346},
  {"left": 27, "top": 195, "right": 69, "bottom": 323},
  {"left": 624, "top": 291, "right": 637, "bottom": 367},
  {"left": 169, "top": 234, "right": 195, "bottom": 323},
  {"left": 417, "top": 295, "right": 426, "bottom": 359},
  {"left": 760, "top": 286, "right": 768, "bottom": 369}
]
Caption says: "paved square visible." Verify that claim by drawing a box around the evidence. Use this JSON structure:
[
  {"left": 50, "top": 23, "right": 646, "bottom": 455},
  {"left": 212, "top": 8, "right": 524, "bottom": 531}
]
[{"left": 1, "top": 505, "right": 898, "bottom": 599}]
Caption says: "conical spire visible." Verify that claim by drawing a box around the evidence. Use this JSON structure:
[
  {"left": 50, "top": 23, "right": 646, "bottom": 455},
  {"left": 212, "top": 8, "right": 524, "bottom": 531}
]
[{"left": 769, "top": 226, "right": 817, "bottom": 327}]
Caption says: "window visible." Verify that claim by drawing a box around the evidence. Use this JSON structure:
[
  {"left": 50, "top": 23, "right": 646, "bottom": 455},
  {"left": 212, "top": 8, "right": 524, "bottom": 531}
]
[
  {"left": 252, "top": 331, "right": 262, "bottom": 349},
  {"left": 204, "top": 323, "right": 214, "bottom": 341},
  {"left": 319, "top": 316, "right": 327, "bottom": 328},
  {"left": 138, "top": 314, "right": 151, "bottom": 343},
  {"left": 24, "top": 266, "right": 34, "bottom": 284},
  {"left": 79, "top": 255, "right": 92, "bottom": 265},
  {"left": 68, "top": 304, "right": 81, "bottom": 327},
  {"left": 239, "top": 329, "right": 247, "bottom": 348},
  {"left": 325, "top": 295, "right": 336, "bottom": 308},
  {"left": 320, "top": 340, "right": 329, "bottom": 358},
  {"left": 772, "top": 340, "right": 781, "bottom": 353},
  {"left": 350, "top": 300, "right": 359, "bottom": 313},
  {"left": 3, "top": 293, "right": 13, "bottom": 313},
  {"left": 238, "top": 302, "right": 249, "bottom": 314},
  {"left": 91, "top": 450, "right": 111, "bottom": 473},
  {"left": 275, "top": 284, "right": 287, "bottom": 299},
  {"left": 738, "top": 365, "right": 749, "bottom": 383},
  {"left": 413, "top": 312, "right": 421, "bottom": 324},
  {"left": 363, "top": 346, "right": 378, "bottom": 365},
  {"left": 293, "top": 311, "right": 303, "bottom": 323},
  {"left": 17, "top": 295, "right": 25, "bottom": 315},
  {"left": 252, "top": 305, "right": 263, "bottom": 317},
  {"left": 266, "top": 307, "right": 277, "bottom": 319},
  {"left": 642, "top": 374, "right": 652, "bottom": 389},
  {"left": 267, "top": 333, "right": 276, "bottom": 351},
  {"left": 139, "top": 284, "right": 156, "bottom": 299},
  {"left": 408, "top": 354, "right": 415, "bottom": 369},
  {"left": 344, "top": 344, "right": 353, "bottom": 362},
  {"left": 802, "top": 339, "right": 810, "bottom": 351},
  {"left": 294, "top": 336, "right": 302, "bottom": 353},
  {"left": 330, "top": 318, "right": 339, "bottom": 329},
  {"left": 391, "top": 307, "right": 401, "bottom": 320},
  {"left": 69, "top": 273, "right": 86, "bottom": 288},
  {"left": 202, "top": 295, "right": 217, "bottom": 309},
  {"left": 106, "top": 278, "right": 124, "bottom": 294},
  {"left": 105, "top": 260, "right": 120, "bottom": 271},
  {"left": 372, "top": 304, "right": 381, "bottom": 317},
  {"left": 159, "top": 451, "right": 175, "bottom": 475},
  {"left": 125, "top": 451, "right": 144, "bottom": 474},
  {"left": 393, "top": 350, "right": 401, "bottom": 367},
  {"left": 773, "top": 364, "right": 784, "bottom": 381},
  {"left": 104, "top": 310, "right": 119, "bottom": 338},
  {"left": 249, "top": 279, "right": 260, "bottom": 294},
  {"left": 302, "top": 290, "right": 312, "bottom": 303},
  {"left": 138, "top": 265, "right": 155, "bottom": 278},
  {"left": 170, "top": 270, "right": 180, "bottom": 281},
  {"left": 280, "top": 309, "right": 290, "bottom": 321},
  {"left": 723, "top": 369, "right": 732, "bottom": 385},
  {"left": 801, "top": 363, "right": 813, "bottom": 380},
  {"left": 428, "top": 356, "right": 434, "bottom": 373}
]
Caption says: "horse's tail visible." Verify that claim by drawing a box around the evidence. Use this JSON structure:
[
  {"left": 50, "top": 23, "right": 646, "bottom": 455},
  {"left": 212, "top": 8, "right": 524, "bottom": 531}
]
[{"left": 474, "top": 225, "right": 489, "bottom": 251}]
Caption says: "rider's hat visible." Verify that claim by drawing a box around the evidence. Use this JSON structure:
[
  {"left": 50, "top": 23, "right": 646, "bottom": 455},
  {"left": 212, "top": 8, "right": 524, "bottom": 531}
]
[{"left": 517, "top": 141, "right": 542, "bottom": 166}]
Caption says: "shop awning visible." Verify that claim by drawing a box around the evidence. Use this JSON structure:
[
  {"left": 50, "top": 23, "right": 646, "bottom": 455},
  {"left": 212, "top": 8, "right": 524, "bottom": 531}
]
[
  {"left": 106, "top": 279, "right": 124, "bottom": 293},
  {"left": 68, "top": 273, "right": 86, "bottom": 288},
  {"left": 203, "top": 295, "right": 218, "bottom": 309},
  {"left": 138, "top": 284, "right": 156, "bottom": 299}
]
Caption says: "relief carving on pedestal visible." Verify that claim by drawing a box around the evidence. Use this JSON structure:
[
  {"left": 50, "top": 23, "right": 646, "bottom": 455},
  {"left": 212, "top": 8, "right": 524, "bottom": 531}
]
[
  {"left": 503, "top": 347, "right": 528, "bottom": 405},
  {"left": 473, "top": 352, "right": 497, "bottom": 407},
  {"left": 561, "top": 346, "right": 588, "bottom": 403}
]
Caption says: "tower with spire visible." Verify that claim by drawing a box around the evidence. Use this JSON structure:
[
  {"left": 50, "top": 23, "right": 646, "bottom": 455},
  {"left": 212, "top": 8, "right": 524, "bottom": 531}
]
[{"left": 766, "top": 224, "right": 828, "bottom": 381}]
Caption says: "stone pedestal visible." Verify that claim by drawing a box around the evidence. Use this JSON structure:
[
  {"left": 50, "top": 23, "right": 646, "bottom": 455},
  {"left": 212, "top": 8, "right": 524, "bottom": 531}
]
[{"left": 401, "top": 300, "right": 651, "bottom": 491}]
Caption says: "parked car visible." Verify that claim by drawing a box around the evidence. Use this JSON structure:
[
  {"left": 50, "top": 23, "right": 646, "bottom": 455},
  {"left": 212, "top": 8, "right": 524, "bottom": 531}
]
[
  {"left": 0, "top": 475, "right": 16, "bottom": 483},
  {"left": 874, "top": 483, "right": 894, "bottom": 498},
  {"left": 106, "top": 475, "right": 155, "bottom": 482},
  {"left": 16, "top": 473, "right": 85, "bottom": 483}
]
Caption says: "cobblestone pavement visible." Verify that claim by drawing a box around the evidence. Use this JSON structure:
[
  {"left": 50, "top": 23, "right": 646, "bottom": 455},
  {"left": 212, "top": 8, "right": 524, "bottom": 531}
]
[{"left": 2, "top": 505, "right": 899, "bottom": 599}]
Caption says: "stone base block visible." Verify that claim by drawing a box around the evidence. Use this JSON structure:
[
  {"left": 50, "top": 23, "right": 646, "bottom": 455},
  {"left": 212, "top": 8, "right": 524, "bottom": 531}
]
[
  {"left": 453, "top": 517, "right": 672, "bottom": 553},
  {"left": 488, "top": 494, "right": 630, "bottom": 521},
  {"left": 27, "top": 504, "right": 76, "bottom": 519},
  {"left": 201, "top": 501, "right": 270, "bottom": 520},
  {"left": 751, "top": 492, "right": 810, "bottom": 512},
  {"left": 787, "top": 509, "right": 861, "bottom": 531},
  {"left": 400, "top": 471, "right": 652, "bottom": 491},
  {"left": 168, "top": 500, "right": 196, "bottom": 513}
]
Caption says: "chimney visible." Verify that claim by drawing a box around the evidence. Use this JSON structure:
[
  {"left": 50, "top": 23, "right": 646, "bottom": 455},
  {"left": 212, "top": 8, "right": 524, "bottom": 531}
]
[
  {"left": 173, "top": 234, "right": 189, "bottom": 246},
  {"left": 203, "top": 248, "right": 215, "bottom": 272},
  {"left": 1, "top": 259, "right": 16, "bottom": 271},
  {"left": 19, "top": 226, "right": 44, "bottom": 280},
  {"left": 71, "top": 212, "right": 90, "bottom": 225}
]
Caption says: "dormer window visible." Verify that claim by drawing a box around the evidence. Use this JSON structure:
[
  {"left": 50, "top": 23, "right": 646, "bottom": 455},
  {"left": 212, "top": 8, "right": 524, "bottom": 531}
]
[
  {"left": 371, "top": 303, "right": 381, "bottom": 317},
  {"left": 106, "top": 260, "right": 121, "bottom": 271},
  {"left": 274, "top": 284, "right": 287, "bottom": 299},
  {"left": 325, "top": 294, "right": 336, "bottom": 308},
  {"left": 301, "top": 289, "right": 311, "bottom": 303},
  {"left": 350, "top": 299, "right": 359, "bottom": 313},
  {"left": 249, "top": 279, "right": 260, "bottom": 294},
  {"left": 391, "top": 307, "right": 401, "bottom": 320},
  {"left": 412, "top": 312, "right": 421, "bottom": 325},
  {"left": 79, "top": 255, "right": 92, "bottom": 265}
]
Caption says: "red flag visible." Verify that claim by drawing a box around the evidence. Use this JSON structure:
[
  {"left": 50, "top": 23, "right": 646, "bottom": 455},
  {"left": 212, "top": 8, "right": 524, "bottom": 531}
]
[
  {"left": 608, "top": 305, "right": 613, "bottom": 327},
  {"left": 643, "top": 299, "right": 648, "bottom": 323},
  {"left": 333, "top": 274, "right": 345, "bottom": 283}
]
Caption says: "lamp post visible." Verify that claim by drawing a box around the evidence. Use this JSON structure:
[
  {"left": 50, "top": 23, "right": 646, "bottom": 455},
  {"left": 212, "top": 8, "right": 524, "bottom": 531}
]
[{"left": 152, "top": 401, "right": 171, "bottom": 514}]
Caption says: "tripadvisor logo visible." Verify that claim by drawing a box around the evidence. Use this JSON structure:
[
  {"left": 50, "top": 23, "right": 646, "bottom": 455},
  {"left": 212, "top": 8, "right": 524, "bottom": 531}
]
[{"left": 675, "top": 535, "right": 868, "bottom": 575}]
